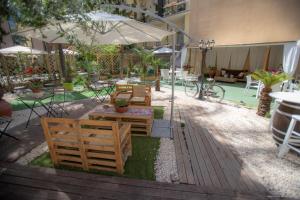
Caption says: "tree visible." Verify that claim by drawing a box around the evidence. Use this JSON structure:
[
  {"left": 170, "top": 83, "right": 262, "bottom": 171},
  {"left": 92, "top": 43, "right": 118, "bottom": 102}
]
[
  {"left": 0, "top": 0, "right": 126, "bottom": 43},
  {"left": 251, "top": 70, "right": 290, "bottom": 116}
]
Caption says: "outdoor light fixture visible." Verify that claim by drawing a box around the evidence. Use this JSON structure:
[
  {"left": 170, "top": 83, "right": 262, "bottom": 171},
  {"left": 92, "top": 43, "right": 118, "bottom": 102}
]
[
  {"left": 198, "top": 39, "right": 215, "bottom": 100},
  {"left": 199, "top": 39, "right": 215, "bottom": 51}
]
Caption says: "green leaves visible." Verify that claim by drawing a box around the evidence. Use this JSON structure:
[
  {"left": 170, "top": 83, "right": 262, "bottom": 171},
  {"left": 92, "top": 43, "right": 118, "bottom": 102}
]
[{"left": 251, "top": 70, "right": 291, "bottom": 87}]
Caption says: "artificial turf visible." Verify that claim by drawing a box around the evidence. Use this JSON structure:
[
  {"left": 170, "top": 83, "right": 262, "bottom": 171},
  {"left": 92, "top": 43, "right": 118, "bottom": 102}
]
[
  {"left": 30, "top": 106, "right": 164, "bottom": 180},
  {"left": 30, "top": 136, "right": 160, "bottom": 180}
]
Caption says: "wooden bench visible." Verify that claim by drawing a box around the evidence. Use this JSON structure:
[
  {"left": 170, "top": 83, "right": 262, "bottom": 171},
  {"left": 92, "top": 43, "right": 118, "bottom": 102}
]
[
  {"left": 41, "top": 117, "right": 131, "bottom": 174},
  {"left": 110, "top": 84, "right": 151, "bottom": 106}
]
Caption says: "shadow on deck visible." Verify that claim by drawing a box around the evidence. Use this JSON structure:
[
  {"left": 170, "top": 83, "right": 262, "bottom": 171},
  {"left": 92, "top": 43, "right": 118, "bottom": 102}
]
[{"left": 173, "top": 104, "right": 268, "bottom": 195}]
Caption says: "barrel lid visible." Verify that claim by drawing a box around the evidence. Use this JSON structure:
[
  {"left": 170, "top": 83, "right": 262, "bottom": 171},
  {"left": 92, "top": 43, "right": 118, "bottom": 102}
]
[{"left": 270, "top": 92, "right": 300, "bottom": 104}]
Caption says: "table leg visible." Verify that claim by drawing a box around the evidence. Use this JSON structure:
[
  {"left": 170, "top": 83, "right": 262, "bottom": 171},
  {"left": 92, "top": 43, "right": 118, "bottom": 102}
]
[{"left": 25, "top": 101, "right": 38, "bottom": 128}]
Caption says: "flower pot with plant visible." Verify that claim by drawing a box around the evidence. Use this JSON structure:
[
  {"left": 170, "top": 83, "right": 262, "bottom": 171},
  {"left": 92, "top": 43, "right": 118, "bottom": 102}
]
[
  {"left": 208, "top": 65, "right": 217, "bottom": 78},
  {"left": 63, "top": 66, "right": 75, "bottom": 91},
  {"left": 115, "top": 99, "right": 129, "bottom": 113},
  {"left": 251, "top": 70, "right": 290, "bottom": 116},
  {"left": 0, "top": 87, "right": 12, "bottom": 117},
  {"left": 29, "top": 79, "right": 43, "bottom": 93}
]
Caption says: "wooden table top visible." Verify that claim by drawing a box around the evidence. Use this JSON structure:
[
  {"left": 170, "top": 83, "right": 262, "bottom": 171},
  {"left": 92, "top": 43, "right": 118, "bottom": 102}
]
[{"left": 86, "top": 105, "right": 153, "bottom": 119}]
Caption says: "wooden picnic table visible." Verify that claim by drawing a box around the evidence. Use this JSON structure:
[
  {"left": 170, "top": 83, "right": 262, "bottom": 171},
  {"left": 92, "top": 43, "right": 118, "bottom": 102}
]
[{"left": 87, "top": 105, "right": 153, "bottom": 136}]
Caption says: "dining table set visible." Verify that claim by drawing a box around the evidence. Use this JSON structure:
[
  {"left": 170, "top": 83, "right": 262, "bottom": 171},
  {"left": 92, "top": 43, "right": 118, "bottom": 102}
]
[{"left": 14, "top": 79, "right": 117, "bottom": 128}]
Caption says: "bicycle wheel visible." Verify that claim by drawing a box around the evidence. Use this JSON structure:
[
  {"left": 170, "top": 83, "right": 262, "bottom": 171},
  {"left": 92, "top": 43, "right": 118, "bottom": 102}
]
[
  {"left": 185, "top": 81, "right": 199, "bottom": 97},
  {"left": 206, "top": 85, "right": 225, "bottom": 102}
]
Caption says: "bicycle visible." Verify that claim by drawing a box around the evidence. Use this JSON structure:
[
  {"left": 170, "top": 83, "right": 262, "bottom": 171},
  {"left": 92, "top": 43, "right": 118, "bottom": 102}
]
[{"left": 184, "top": 75, "right": 225, "bottom": 102}]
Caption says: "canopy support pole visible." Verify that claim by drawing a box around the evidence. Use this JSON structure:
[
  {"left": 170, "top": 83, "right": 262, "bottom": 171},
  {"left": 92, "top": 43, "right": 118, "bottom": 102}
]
[
  {"left": 170, "top": 31, "right": 176, "bottom": 139},
  {"left": 58, "top": 44, "right": 66, "bottom": 78}
]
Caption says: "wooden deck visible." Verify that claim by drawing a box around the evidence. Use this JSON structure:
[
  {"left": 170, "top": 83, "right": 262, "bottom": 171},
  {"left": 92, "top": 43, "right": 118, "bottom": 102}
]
[
  {"left": 0, "top": 163, "right": 280, "bottom": 200},
  {"left": 173, "top": 105, "right": 267, "bottom": 194}
]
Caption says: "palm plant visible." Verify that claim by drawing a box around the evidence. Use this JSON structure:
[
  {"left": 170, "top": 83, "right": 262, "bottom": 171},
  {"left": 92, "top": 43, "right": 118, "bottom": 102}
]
[
  {"left": 251, "top": 70, "right": 290, "bottom": 116},
  {"left": 133, "top": 48, "right": 154, "bottom": 80}
]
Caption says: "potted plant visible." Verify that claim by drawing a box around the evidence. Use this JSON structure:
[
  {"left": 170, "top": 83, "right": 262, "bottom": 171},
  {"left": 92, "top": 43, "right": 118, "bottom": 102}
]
[
  {"left": 0, "top": 86, "right": 12, "bottom": 117},
  {"left": 208, "top": 65, "right": 217, "bottom": 78},
  {"left": 29, "top": 79, "right": 43, "bottom": 93},
  {"left": 63, "top": 66, "right": 75, "bottom": 91},
  {"left": 115, "top": 99, "right": 129, "bottom": 113},
  {"left": 251, "top": 70, "right": 290, "bottom": 116}
]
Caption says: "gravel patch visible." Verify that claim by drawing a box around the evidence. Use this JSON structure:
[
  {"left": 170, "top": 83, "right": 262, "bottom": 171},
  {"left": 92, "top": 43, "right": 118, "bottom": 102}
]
[{"left": 155, "top": 138, "right": 179, "bottom": 183}]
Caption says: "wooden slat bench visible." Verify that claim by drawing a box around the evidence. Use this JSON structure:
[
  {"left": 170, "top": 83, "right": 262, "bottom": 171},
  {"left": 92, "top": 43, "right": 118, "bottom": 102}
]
[
  {"left": 41, "top": 117, "right": 131, "bottom": 174},
  {"left": 110, "top": 84, "right": 152, "bottom": 106}
]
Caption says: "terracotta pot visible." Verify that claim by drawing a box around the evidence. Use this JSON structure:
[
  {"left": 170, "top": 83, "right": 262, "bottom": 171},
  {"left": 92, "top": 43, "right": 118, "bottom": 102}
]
[
  {"left": 115, "top": 106, "right": 128, "bottom": 113},
  {"left": 0, "top": 100, "right": 12, "bottom": 117},
  {"left": 31, "top": 88, "right": 41, "bottom": 93}
]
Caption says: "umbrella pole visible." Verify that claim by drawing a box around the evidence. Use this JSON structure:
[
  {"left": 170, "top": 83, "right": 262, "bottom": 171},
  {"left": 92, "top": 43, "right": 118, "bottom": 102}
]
[
  {"left": 170, "top": 32, "right": 176, "bottom": 139},
  {"left": 58, "top": 44, "right": 66, "bottom": 78}
]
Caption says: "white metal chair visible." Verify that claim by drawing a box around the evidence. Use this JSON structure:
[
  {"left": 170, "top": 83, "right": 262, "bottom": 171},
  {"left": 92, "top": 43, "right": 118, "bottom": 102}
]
[
  {"left": 160, "top": 69, "right": 170, "bottom": 83},
  {"left": 176, "top": 70, "right": 189, "bottom": 85},
  {"left": 244, "top": 75, "right": 259, "bottom": 93},
  {"left": 278, "top": 115, "right": 300, "bottom": 158}
]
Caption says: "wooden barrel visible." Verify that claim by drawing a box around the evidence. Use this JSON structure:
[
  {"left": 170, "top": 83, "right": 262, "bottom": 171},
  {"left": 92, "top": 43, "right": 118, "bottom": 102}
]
[{"left": 272, "top": 101, "right": 300, "bottom": 147}]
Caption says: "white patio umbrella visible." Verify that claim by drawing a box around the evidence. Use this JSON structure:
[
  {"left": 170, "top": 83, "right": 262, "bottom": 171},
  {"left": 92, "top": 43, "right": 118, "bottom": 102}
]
[
  {"left": 15, "top": 11, "right": 173, "bottom": 45},
  {"left": 153, "top": 47, "right": 179, "bottom": 54},
  {"left": 0, "top": 45, "right": 47, "bottom": 55}
]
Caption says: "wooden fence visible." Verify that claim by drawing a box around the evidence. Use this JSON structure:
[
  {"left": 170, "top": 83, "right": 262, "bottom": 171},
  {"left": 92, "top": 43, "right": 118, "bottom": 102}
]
[{"left": 41, "top": 117, "right": 132, "bottom": 174}]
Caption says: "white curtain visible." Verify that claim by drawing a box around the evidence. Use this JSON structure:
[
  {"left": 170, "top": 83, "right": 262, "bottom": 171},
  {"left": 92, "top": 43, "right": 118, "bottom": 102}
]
[
  {"left": 180, "top": 47, "right": 187, "bottom": 71},
  {"left": 283, "top": 41, "right": 300, "bottom": 76},
  {"left": 269, "top": 45, "right": 283, "bottom": 70},
  {"left": 216, "top": 47, "right": 232, "bottom": 69},
  {"left": 249, "top": 46, "right": 266, "bottom": 71},
  {"left": 230, "top": 47, "right": 249, "bottom": 70},
  {"left": 205, "top": 48, "right": 217, "bottom": 68}
]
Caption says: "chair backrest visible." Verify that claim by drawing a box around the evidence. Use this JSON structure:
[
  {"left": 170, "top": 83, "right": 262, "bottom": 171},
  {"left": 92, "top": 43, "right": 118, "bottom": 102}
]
[
  {"left": 271, "top": 82, "right": 283, "bottom": 92},
  {"left": 41, "top": 117, "right": 126, "bottom": 174},
  {"left": 246, "top": 75, "right": 252, "bottom": 83},
  {"left": 160, "top": 69, "right": 169, "bottom": 78},
  {"left": 132, "top": 85, "right": 147, "bottom": 97},
  {"left": 116, "top": 84, "right": 133, "bottom": 93}
]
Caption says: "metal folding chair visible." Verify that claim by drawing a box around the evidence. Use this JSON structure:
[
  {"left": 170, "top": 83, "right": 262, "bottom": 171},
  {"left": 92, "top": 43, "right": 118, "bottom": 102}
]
[
  {"left": 0, "top": 117, "right": 18, "bottom": 140},
  {"left": 278, "top": 115, "right": 300, "bottom": 158}
]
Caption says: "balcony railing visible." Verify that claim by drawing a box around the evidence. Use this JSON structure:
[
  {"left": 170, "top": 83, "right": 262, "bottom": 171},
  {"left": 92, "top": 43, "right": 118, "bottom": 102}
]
[{"left": 163, "top": 0, "right": 188, "bottom": 17}]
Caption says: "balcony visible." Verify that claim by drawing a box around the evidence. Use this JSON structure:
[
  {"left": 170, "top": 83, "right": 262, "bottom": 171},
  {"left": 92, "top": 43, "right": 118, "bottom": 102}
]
[{"left": 163, "top": 0, "right": 188, "bottom": 17}]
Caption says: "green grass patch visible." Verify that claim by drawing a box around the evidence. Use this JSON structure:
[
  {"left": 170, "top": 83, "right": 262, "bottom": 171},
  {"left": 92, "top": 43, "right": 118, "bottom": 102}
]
[
  {"left": 11, "top": 87, "right": 111, "bottom": 111},
  {"left": 153, "top": 106, "right": 164, "bottom": 119},
  {"left": 30, "top": 136, "right": 160, "bottom": 180}
]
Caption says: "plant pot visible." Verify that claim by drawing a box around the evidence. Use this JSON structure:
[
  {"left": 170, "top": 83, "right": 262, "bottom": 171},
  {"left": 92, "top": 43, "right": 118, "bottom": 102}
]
[
  {"left": 115, "top": 106, "right": 129, "bottom": 113},
  {"left": 0, "top": 100, "right": 12, "bottom": 117},
  {"left": 63, "top": 82, "right": 74, "bottom": 91},
  {"left": 31, "top": 88, "right": 42, "bottom": 93},
  {"left": 208, "top": 69, "right": 217, "bottom": 78}
]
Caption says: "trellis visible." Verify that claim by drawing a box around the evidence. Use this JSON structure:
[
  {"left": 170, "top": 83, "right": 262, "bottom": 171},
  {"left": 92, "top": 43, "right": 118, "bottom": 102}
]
[{"left": 96, "top": 53, "right": 121, "bottom": 76}]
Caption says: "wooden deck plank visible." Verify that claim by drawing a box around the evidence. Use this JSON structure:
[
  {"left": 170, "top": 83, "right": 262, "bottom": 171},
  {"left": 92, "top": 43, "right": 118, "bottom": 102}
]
[
  {"left": 203, "top": 117, "right": 267, "bottom": 193},
  {"left": 174, "top": 107, "right": 195, "bottom": 184},
  {"left": 187, "top": 108, "right": 231, "bottom": 189},
  {"left": 171, "top": 104, "right": 268, "bottom": 194},
  {"left": 196, "top": 107, "right": 266, "bottom": 193},
  {"left": 173, "top": 111, "right": 188, "bottom": 183},
  {"left": 194, "top": 107, "right": 251, "bottom": 192},
  {"left": 179, "top": 107, "right": 211, "bottom": 186},
  {"left": 0, "top": 163, "right": 273, "bottom": 200}
]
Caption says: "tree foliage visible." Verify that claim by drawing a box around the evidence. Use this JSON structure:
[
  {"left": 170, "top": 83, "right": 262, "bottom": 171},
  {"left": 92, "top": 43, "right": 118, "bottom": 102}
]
[
  {"left": 251, "top": 70, "right": 290, "bottom": 88},
  {"left": 0, "top": 0, "right": 125, "bottom": 42}
]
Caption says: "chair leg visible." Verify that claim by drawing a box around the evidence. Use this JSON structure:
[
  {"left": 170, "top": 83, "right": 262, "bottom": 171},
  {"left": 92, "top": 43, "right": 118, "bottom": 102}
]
[
  {"left": 278, "top": 118, "right": 297, "bottom": 158},
  {"left": 0, "top": 130, "right": 19, "bottom": 140}
]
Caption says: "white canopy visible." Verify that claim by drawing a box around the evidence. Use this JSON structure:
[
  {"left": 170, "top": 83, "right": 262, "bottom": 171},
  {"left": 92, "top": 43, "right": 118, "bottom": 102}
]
[
  {"left": 0, "top": 45, "right": 47, "bottom": 55},
  {"left": 153, "top": 47, "right": 179, "bottom": 54},
  {"left": 51, "top": 49, "right": 79, "bottom": 55},
  {"left": 16, "top": 11, "right": 173, "bottom": 45},
  {"left": 283, "top": 41, "right": 300, "bottom": 76}
]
